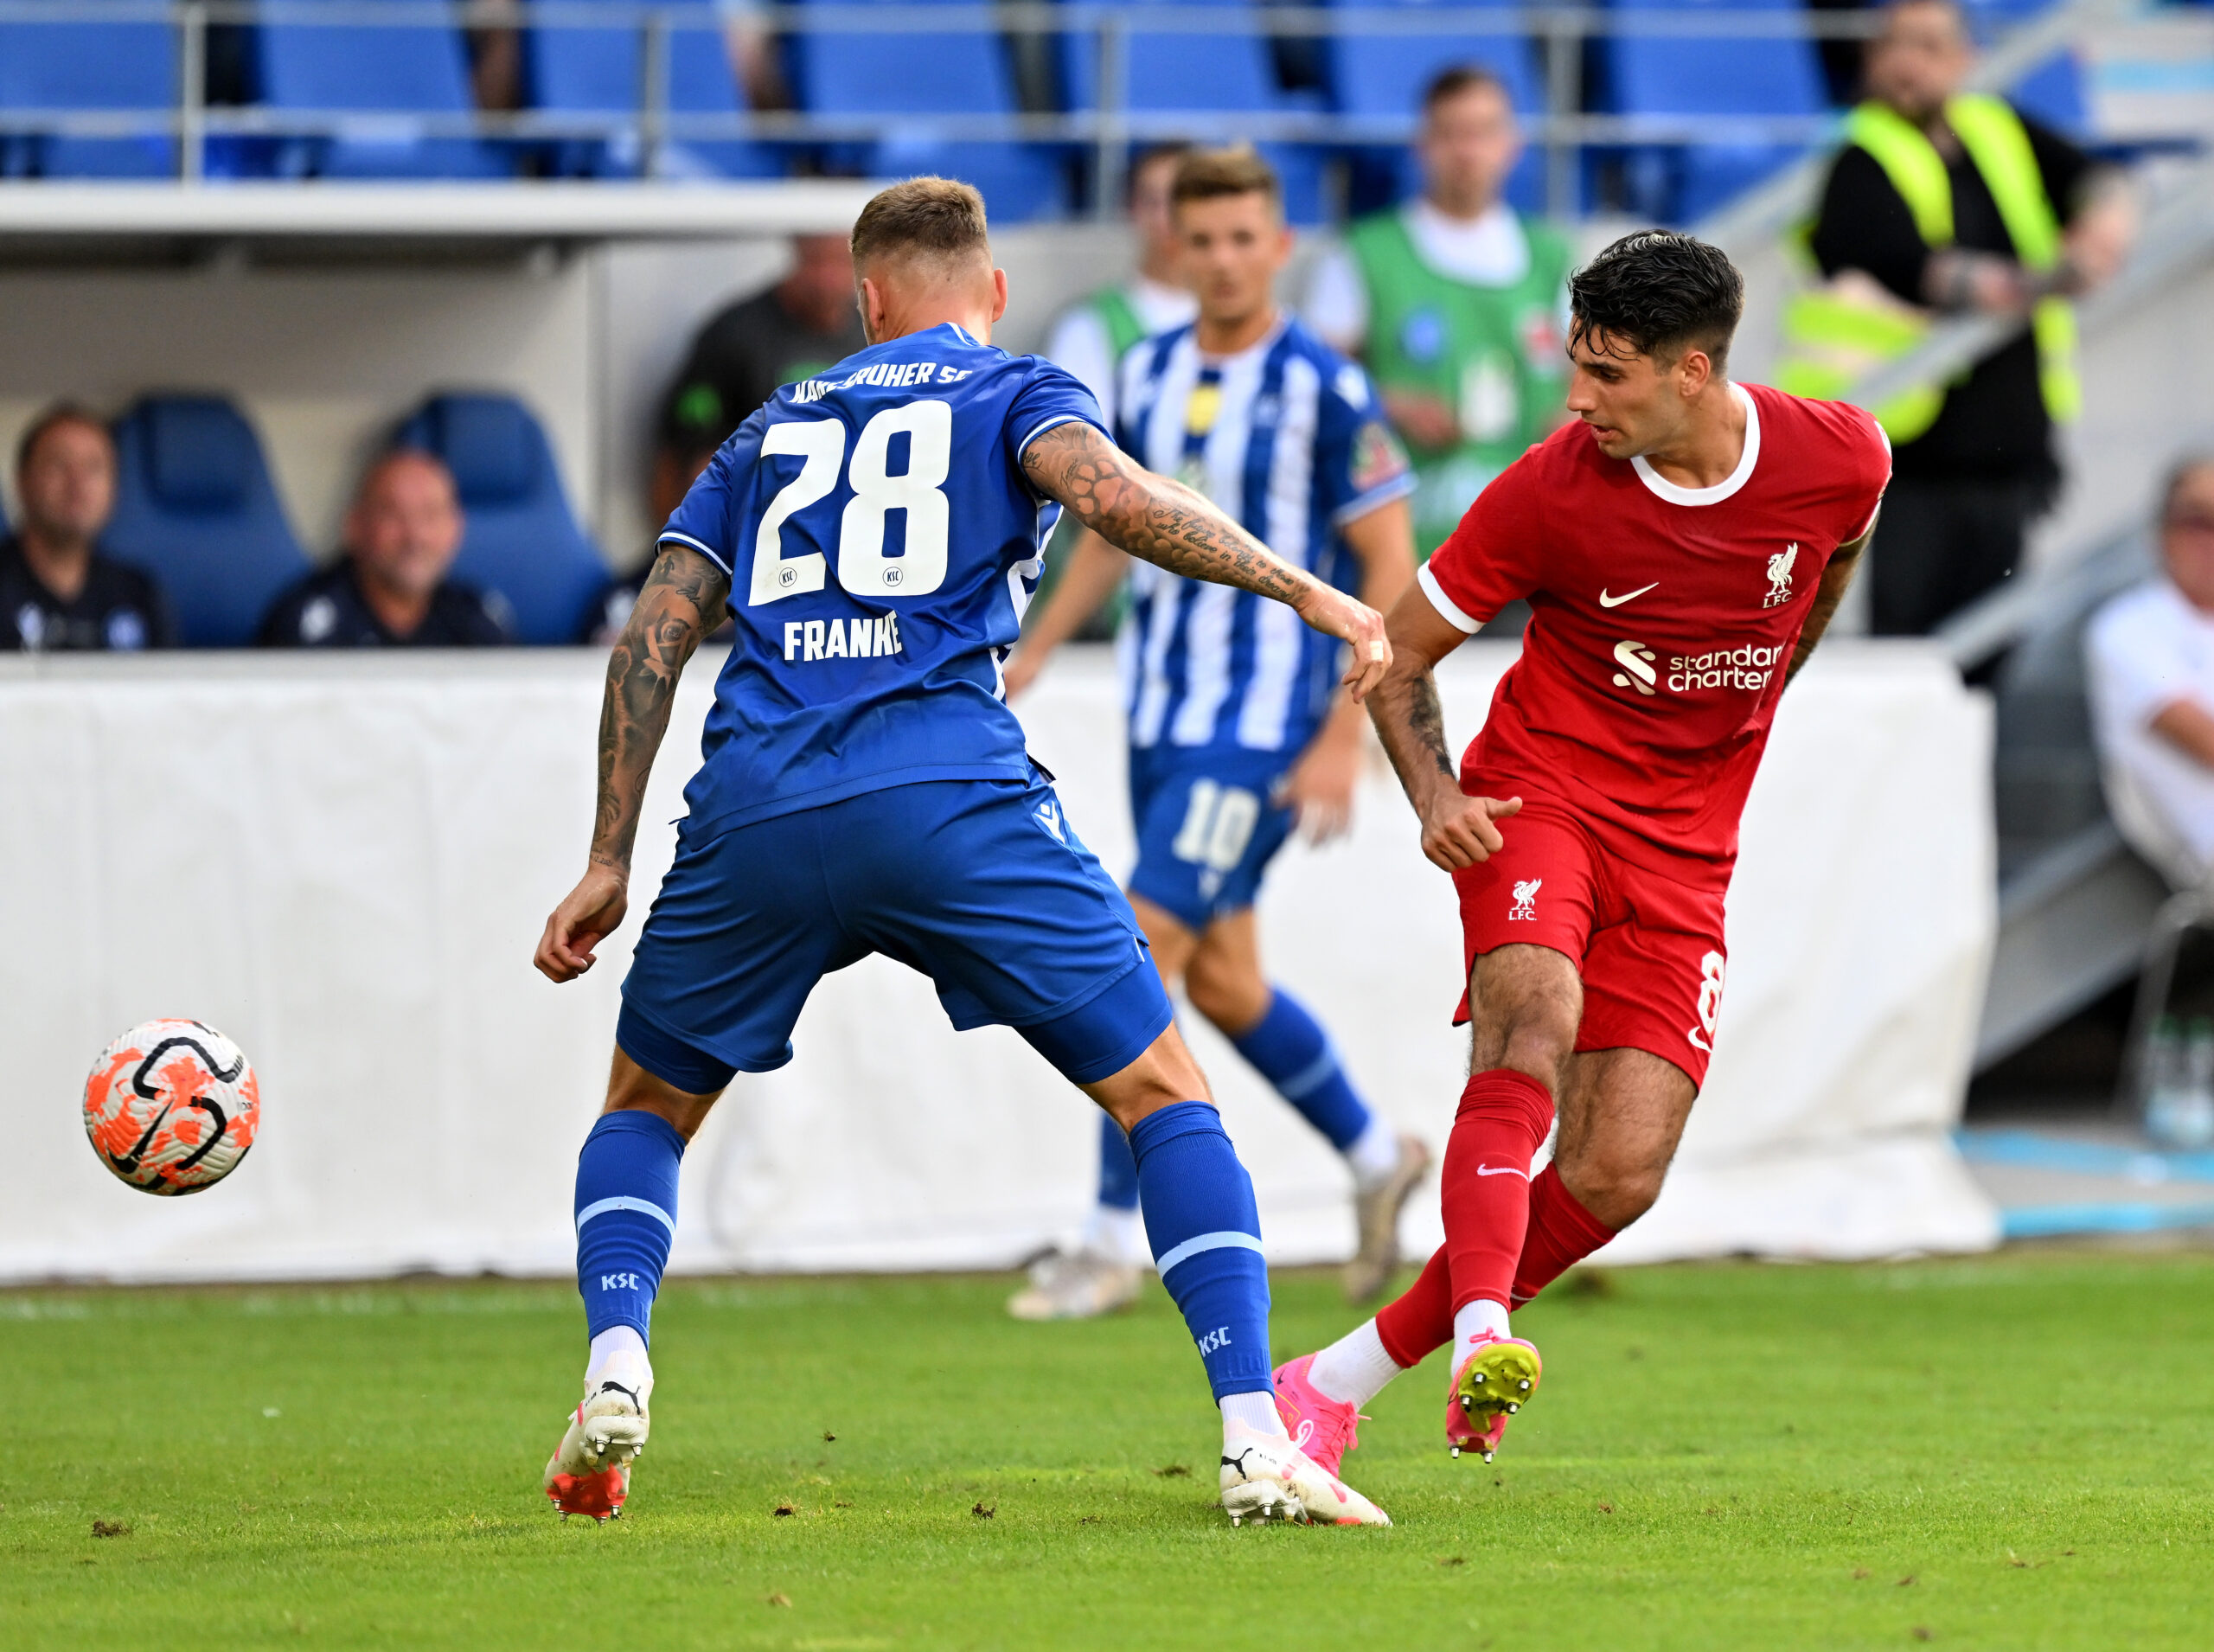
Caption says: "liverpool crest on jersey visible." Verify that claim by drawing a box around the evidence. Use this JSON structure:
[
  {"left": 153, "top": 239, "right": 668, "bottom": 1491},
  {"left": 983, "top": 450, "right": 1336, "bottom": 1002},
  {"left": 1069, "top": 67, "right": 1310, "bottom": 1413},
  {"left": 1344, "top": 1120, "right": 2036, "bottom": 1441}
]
[{"left": 1763, "top": 544, "right": 1798, "bottom": 608}]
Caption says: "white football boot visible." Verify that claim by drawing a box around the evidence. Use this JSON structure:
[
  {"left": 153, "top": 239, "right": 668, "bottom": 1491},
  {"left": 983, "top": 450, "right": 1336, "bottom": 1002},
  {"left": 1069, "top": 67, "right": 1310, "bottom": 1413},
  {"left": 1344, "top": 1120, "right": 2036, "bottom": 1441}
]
[
  {"left": 543, "top": 1374, "right": 652, "bottom": 1521},
  {"left": 1218, "top": 1419, "right": 1392, "bottom": 1527},
  {"left": 1005, "top": 1247, "right": 1142, "bottom": 1321}
]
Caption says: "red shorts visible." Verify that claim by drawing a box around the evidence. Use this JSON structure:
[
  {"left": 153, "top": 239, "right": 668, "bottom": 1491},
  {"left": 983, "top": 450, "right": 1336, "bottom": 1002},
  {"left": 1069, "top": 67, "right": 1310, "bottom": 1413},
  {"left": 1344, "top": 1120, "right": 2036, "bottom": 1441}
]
[{"left": 1451, "top": 790, "right": 1730, "bottom": 1088}]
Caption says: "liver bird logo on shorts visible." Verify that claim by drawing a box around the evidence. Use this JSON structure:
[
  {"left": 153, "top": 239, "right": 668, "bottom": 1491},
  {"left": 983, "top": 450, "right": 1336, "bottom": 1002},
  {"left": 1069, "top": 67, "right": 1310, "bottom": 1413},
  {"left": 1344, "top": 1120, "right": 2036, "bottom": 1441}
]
[
  {"left": 1509, "top": 879, "right": 1541, "bottom": 921},
  {"left": 1764, "top": 544, "right": 1798, "bottom": 608}
]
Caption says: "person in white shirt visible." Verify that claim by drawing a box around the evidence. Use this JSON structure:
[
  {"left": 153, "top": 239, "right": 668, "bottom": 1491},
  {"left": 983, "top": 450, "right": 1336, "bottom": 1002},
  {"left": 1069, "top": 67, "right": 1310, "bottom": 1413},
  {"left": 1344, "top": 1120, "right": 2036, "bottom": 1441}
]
[
  {"left": 2086, "top": 456, "right": 2214, "bottom": 887},
  {"left": 1302, "top": 66, "right": 1571, "bottom": 554},
  {"left": 1040, "top": 144, "right": 1200, "bottom": 429}
]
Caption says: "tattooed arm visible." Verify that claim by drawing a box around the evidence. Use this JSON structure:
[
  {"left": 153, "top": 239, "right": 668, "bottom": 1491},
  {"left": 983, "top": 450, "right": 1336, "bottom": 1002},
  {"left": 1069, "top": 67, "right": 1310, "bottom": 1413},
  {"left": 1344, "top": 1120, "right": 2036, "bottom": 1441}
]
[
  {"left": 1784, "top": 515, "right": 1875, "bottom": 687},
  {"left": 1021, "top": 419, "right": 1392, "bottom": 700},
  {"left": 534, "top": 543, "right": 731, "bottom": 983},
  {"left": 1368, "top": 581, "right": 1522, "bottom": 873}
]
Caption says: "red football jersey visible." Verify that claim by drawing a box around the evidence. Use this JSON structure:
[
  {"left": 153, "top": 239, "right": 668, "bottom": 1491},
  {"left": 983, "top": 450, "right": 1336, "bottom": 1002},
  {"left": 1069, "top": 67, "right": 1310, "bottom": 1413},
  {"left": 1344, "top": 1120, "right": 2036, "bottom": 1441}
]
[{"left": 1421, "top": 382, "right": 1891, "bottom": 880}]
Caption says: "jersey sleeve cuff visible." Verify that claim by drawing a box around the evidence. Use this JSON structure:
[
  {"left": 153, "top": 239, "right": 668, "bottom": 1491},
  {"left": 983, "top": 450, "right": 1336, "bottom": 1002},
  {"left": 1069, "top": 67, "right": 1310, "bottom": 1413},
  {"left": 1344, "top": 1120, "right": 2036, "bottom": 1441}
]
[
  {"left": 657, "top": 529, "right": 733, "bottom": 576},
  {"left": 1417, "top": 561, "right": 1485, "bottom": 635},
  {"left": 1329, "top": 469, "right": 1419, "bottom": 528},
  {"left": 1015, "top": 412, "right": 1110, "bottom": 465}
]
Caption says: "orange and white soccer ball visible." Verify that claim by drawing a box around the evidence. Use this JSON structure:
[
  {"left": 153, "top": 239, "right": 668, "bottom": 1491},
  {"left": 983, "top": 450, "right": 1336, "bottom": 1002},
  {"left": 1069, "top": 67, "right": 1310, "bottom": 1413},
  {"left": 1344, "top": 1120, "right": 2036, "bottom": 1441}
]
[{"left": 82, "top": 1019, "right": 260, "bottom": 1195}]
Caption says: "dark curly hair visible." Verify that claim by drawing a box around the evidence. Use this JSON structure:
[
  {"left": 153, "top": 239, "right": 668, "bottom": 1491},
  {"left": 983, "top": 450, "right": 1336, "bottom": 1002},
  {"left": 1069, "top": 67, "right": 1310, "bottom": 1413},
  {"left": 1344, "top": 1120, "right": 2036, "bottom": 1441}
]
[{"left": 1568, "top": 230, "right": 1744, "bottom": 374}]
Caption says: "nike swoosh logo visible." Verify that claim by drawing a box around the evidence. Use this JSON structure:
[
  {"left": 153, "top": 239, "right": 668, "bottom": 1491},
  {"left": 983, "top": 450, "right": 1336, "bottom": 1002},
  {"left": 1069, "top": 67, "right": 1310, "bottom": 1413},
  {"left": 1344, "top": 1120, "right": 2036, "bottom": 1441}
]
[
  {"left": 1475, "top": 1164, "right": 1531, "bottom": 1179},
  {"left": 1598, "top": 583, "right": 1658, "bottom": 608}
]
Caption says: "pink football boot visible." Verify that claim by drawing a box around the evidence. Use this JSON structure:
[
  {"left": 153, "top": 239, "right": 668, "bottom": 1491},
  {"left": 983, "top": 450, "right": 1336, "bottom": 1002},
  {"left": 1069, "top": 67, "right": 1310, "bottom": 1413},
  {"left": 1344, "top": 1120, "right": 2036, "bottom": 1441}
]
[
  {"left": 1446, "top": 1334, "right": 1542, "bottom": 1463},
  {"left": 1270, "top": 1353, "right": 1366, "bottom": 1478}
]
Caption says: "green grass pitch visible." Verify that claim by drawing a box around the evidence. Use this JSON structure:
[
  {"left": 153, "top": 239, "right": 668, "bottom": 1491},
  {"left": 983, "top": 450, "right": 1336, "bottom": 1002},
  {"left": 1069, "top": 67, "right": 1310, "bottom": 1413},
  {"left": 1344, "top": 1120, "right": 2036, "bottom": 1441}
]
[{"left": 5, "top": 1249, "right": 2211, "bottom": 1649}]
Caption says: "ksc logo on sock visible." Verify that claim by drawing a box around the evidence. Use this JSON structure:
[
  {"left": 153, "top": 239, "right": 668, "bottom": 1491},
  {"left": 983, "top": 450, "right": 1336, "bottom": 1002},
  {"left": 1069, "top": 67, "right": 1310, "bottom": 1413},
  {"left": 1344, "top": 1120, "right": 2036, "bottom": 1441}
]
[
  {"left": 1195, "top": 1325, "right": 1233, "bottom": 1355},
  {"left": 599, "top": 1272, "right": 642, "bottom": 1291}
]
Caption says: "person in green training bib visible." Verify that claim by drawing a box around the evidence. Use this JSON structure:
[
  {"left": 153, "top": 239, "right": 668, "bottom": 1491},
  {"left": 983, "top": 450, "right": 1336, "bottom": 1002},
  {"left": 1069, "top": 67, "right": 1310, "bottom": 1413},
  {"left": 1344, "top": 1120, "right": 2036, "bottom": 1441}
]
[
  {"left": 1305, "top": 66, "right": 1571, "bottom": 557},
  {"left": 1033, "top": 143, "right": 1201, "bottom": 634},
  {"left": 1041, "top": 143, "right": 1200, "bottom": 430}
]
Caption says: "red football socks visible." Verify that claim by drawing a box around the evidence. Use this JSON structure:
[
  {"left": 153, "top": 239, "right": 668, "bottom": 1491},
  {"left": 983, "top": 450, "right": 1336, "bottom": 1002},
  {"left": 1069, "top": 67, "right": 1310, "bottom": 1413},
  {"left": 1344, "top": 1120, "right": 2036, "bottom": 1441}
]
[
  {"left": 1375, "top": 1242, "right": 1452, "bottom": 1367},
  {"left": 1440, "top": 1067, "right": 1556, "bottom": 1313},
  {"left": 1513, "top": 1162, "right": 1617, "bottom": 1303}
]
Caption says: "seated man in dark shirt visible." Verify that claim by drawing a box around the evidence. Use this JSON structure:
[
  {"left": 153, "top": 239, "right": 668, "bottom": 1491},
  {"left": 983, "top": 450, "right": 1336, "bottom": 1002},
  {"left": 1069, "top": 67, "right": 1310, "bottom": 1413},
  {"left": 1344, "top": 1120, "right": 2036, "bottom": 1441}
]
[
  {"left": 650, "top": 233, "right": 867, "bottom": 521},
  {"left": 0, "top": 404, "right": 173, "bottom": 651},
  {"left": 259, "top": 450, "right": 510, "bottom": 648}
]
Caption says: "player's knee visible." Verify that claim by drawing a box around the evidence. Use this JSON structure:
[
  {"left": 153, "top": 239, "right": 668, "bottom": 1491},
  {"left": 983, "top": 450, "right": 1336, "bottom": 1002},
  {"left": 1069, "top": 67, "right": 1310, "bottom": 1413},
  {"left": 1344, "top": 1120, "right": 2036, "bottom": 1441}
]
[
  {"left": 1556, "top": 1150, "right": 1665, "bottom": 1229},
  {"left": 1494, "top": 1018, "right": 1576, "bottom": 1093},
  {"left": 1185, "top": 954, "right": 1266, "bottom": 1037}
]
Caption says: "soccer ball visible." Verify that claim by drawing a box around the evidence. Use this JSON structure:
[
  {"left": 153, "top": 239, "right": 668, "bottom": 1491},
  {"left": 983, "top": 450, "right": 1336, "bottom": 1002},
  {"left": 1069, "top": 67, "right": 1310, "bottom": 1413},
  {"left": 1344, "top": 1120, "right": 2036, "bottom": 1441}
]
[{"left": 82, "top": 1019, "right": 260, "bottom": 1195}]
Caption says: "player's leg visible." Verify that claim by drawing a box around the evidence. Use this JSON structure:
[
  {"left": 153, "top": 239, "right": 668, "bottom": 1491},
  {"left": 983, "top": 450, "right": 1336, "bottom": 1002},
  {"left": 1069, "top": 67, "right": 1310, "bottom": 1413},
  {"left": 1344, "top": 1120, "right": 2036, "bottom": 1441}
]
[
  {"left": 1506, "top": 1047, "right": 1693, "bottom": 1307},
  {"left": 547, "top": 1044, "right": 731, "bottom": 1519},
  {"left": 547, "top": 810, "right": 845, "bottom": 1518},
  {"left": 1072, "top": 1022, "right": 1385, "bottom": 1526},
  {"left": 1274, "top": 803, "right": 1597, "bottom": 1468},
  {"left": 1008, "top": 903, "right": 1199, "bottom": 1320},
  {"left": 1511, "top": 887, "right": 1718, "bottom": 1305},
  {"left": 887, "top": 772, "right": 1385, "bottom": 1523},
  {"left": 1181, "top": 907, "right": 1430, "bottom": 1303}
]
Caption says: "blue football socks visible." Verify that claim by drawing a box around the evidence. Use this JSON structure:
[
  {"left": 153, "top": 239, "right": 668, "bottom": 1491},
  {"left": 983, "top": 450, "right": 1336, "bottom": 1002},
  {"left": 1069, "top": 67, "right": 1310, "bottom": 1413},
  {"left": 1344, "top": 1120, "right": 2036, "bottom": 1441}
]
[
  {"left": 574, "top": 1110, "right": 685, "bottom": 1344},
  {"left": 1129, "top": 1101, "right": 1272, "bottom": 1399},
  {"left": 1231, "top": 987, "right": 1373, "bottom": 1153}
]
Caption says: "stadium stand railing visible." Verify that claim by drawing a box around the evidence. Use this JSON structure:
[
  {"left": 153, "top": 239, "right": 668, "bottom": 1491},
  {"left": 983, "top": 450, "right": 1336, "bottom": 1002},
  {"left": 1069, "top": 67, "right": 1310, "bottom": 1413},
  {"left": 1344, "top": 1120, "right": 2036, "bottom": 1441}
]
[{"left": 0, "top": 1, "right": 2172, "bottom": 223}]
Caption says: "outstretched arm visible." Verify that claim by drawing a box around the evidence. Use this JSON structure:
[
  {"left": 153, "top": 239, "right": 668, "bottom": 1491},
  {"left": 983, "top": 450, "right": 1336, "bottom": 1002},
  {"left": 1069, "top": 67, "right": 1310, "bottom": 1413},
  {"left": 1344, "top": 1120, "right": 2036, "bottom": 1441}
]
[
  {"left": 534, "top": 543, "right": 731, "bottom": 983},
  {"left": 1368, "top": 583, "right": 1522, "bottom": 871},
  {"left": 1003, "top": 527, "right": 1129, "bottom": 698},
  {"left": 1021, "top": 419, "right": 1391, "bottom": 700},
  {"left": 1784, "top": 515, "right": 1874, "bottom": 687}
]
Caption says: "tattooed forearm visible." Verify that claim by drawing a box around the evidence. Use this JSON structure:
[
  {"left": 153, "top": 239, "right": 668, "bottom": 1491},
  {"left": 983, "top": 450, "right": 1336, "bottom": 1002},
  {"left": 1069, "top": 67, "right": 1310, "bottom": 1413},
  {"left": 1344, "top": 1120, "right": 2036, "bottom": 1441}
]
[
  {"left": 1785, "top": 535, "right": 1866, "bottom": 687},
  {"left": 1022, "top": 420, "right": 1311, "bottom": 605},
  {"left": 591, "top": 544, "right": 730, "bottom": 870},
  {"left": 1369, "top": 663, "right": 1459, "bottom": 812}
]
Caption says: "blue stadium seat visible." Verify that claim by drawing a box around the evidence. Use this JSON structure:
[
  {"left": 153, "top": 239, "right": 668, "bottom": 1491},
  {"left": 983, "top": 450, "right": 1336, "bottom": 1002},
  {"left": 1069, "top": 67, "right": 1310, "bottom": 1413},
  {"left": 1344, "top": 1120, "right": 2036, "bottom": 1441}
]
[
  {"left": 257, "top": 0, "right": 513, "bottom": 179},
  {"left": 0, "top": 11, "right": 176, "bottom": 178},
  {"left": 788, "top": 0, "right": 1069, "bottom": 222},
  {"left": 393, "top": 394, "right": 611, "bottom": 646},
  {"left": 1060, "top": 0, "right": 1328, "bottom": 221},
  {"left": 1326, "top": 0, "right": 1549, "bottom": 214},
  {"left": 528, "top": 5, "right": 784, "bottom": 178},
  {"left": 1595, "top": 0, "right": 1828, "bottom": 223},
  {"left": 105, "top": 397, "right": 312, "bottom": 649},
  {"left": 1961, "top": 0, "right": 2088, "bottom": 132}
]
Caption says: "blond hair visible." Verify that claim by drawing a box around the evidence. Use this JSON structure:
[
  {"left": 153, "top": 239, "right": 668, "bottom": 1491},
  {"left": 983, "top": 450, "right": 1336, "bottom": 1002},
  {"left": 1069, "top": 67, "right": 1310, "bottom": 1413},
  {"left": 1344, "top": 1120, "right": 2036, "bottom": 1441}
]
[
  {"left": 850, "top": 176, "right": 991, "bottom": 269},
  {"left": 1170, "top": 146, "right": 1282, "bottom": 215}
]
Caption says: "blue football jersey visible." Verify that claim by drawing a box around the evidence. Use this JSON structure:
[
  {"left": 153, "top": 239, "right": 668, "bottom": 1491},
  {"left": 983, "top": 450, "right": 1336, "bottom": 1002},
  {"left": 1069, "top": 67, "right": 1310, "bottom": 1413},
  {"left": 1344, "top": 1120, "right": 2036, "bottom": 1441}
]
[
  {"left": 1113, "top": 318, "right": 1414, "bottom": 757},
  {"left": 659, "top": 323, "right": 1104, "bottom": 840}
]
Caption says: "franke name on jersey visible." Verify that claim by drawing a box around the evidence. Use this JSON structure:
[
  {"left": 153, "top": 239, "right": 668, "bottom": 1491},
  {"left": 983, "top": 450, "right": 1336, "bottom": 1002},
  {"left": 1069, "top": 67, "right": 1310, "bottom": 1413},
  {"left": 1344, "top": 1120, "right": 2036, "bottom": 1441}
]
[
  {"left": 1421, "top": 381, "right": 1891, "bottom": 876},
  {"left": 782, "top": 613, "right": 903, "bottom": 663}
]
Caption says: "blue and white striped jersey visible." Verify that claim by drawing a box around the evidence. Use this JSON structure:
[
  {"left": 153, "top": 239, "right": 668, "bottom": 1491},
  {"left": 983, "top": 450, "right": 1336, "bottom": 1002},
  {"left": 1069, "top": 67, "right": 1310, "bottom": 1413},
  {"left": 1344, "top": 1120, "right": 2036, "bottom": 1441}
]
[{"left": 1112, "top": 317, "right": 1414, "bottom": 757}]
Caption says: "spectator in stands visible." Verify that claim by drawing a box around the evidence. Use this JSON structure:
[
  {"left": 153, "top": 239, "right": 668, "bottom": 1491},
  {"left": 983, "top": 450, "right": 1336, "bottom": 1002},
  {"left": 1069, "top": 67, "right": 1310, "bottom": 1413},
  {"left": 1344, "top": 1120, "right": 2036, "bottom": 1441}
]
[
  {"left": 0, "top": 404, "right": 172, "bottom": 652},
  {"left": 1040, "top": 143, "right": 1198, "bottom": 426},
  {"left": 259, "top": 450, "right": 510, "bottom": 647},
  {"left": 2086, "top": 458, "right": 2214, "bottom": 890},
  {"left": 651, "top": 233, "right": 867, "bottom": 520},
  {"left": 1303, "top": 65, "right": 1571, "bottom": 557},
  {"left": 1787, "top": 0, "right": 2135, "bottom": 636}
]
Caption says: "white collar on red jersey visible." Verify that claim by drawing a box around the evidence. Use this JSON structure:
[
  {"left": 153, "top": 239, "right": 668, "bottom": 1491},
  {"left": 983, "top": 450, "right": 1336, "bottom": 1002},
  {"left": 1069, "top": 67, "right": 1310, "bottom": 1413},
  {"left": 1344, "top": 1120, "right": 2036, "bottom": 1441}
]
[{"left": 1631, "top": 381, "right": 1759, "bottom": 507}]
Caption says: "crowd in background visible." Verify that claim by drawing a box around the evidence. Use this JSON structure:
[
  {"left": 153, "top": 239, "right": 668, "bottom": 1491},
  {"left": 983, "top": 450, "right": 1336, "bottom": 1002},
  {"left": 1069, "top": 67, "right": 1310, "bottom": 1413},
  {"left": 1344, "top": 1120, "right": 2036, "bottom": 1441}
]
[{"left": 8, "top": 0, "right": 2207, "bottom": 908}]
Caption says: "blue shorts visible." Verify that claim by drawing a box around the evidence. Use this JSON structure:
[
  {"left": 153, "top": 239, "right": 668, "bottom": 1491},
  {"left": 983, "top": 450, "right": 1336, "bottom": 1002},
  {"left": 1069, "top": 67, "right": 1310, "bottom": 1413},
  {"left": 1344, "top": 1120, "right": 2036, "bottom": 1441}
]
[
  {"left": 1126, "top": 745, "right": 1299, "bottom": 930},
  {"left": 618, "top": 771, "right": 1174, "bottom": 1094}
]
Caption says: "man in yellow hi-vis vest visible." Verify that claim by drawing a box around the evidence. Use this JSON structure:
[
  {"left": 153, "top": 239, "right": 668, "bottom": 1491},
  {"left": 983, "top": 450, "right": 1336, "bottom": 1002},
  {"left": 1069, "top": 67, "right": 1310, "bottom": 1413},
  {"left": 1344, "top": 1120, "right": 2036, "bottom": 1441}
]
[{"left": 1785, "top": 0, "right": 2132, "bottom": 636}]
